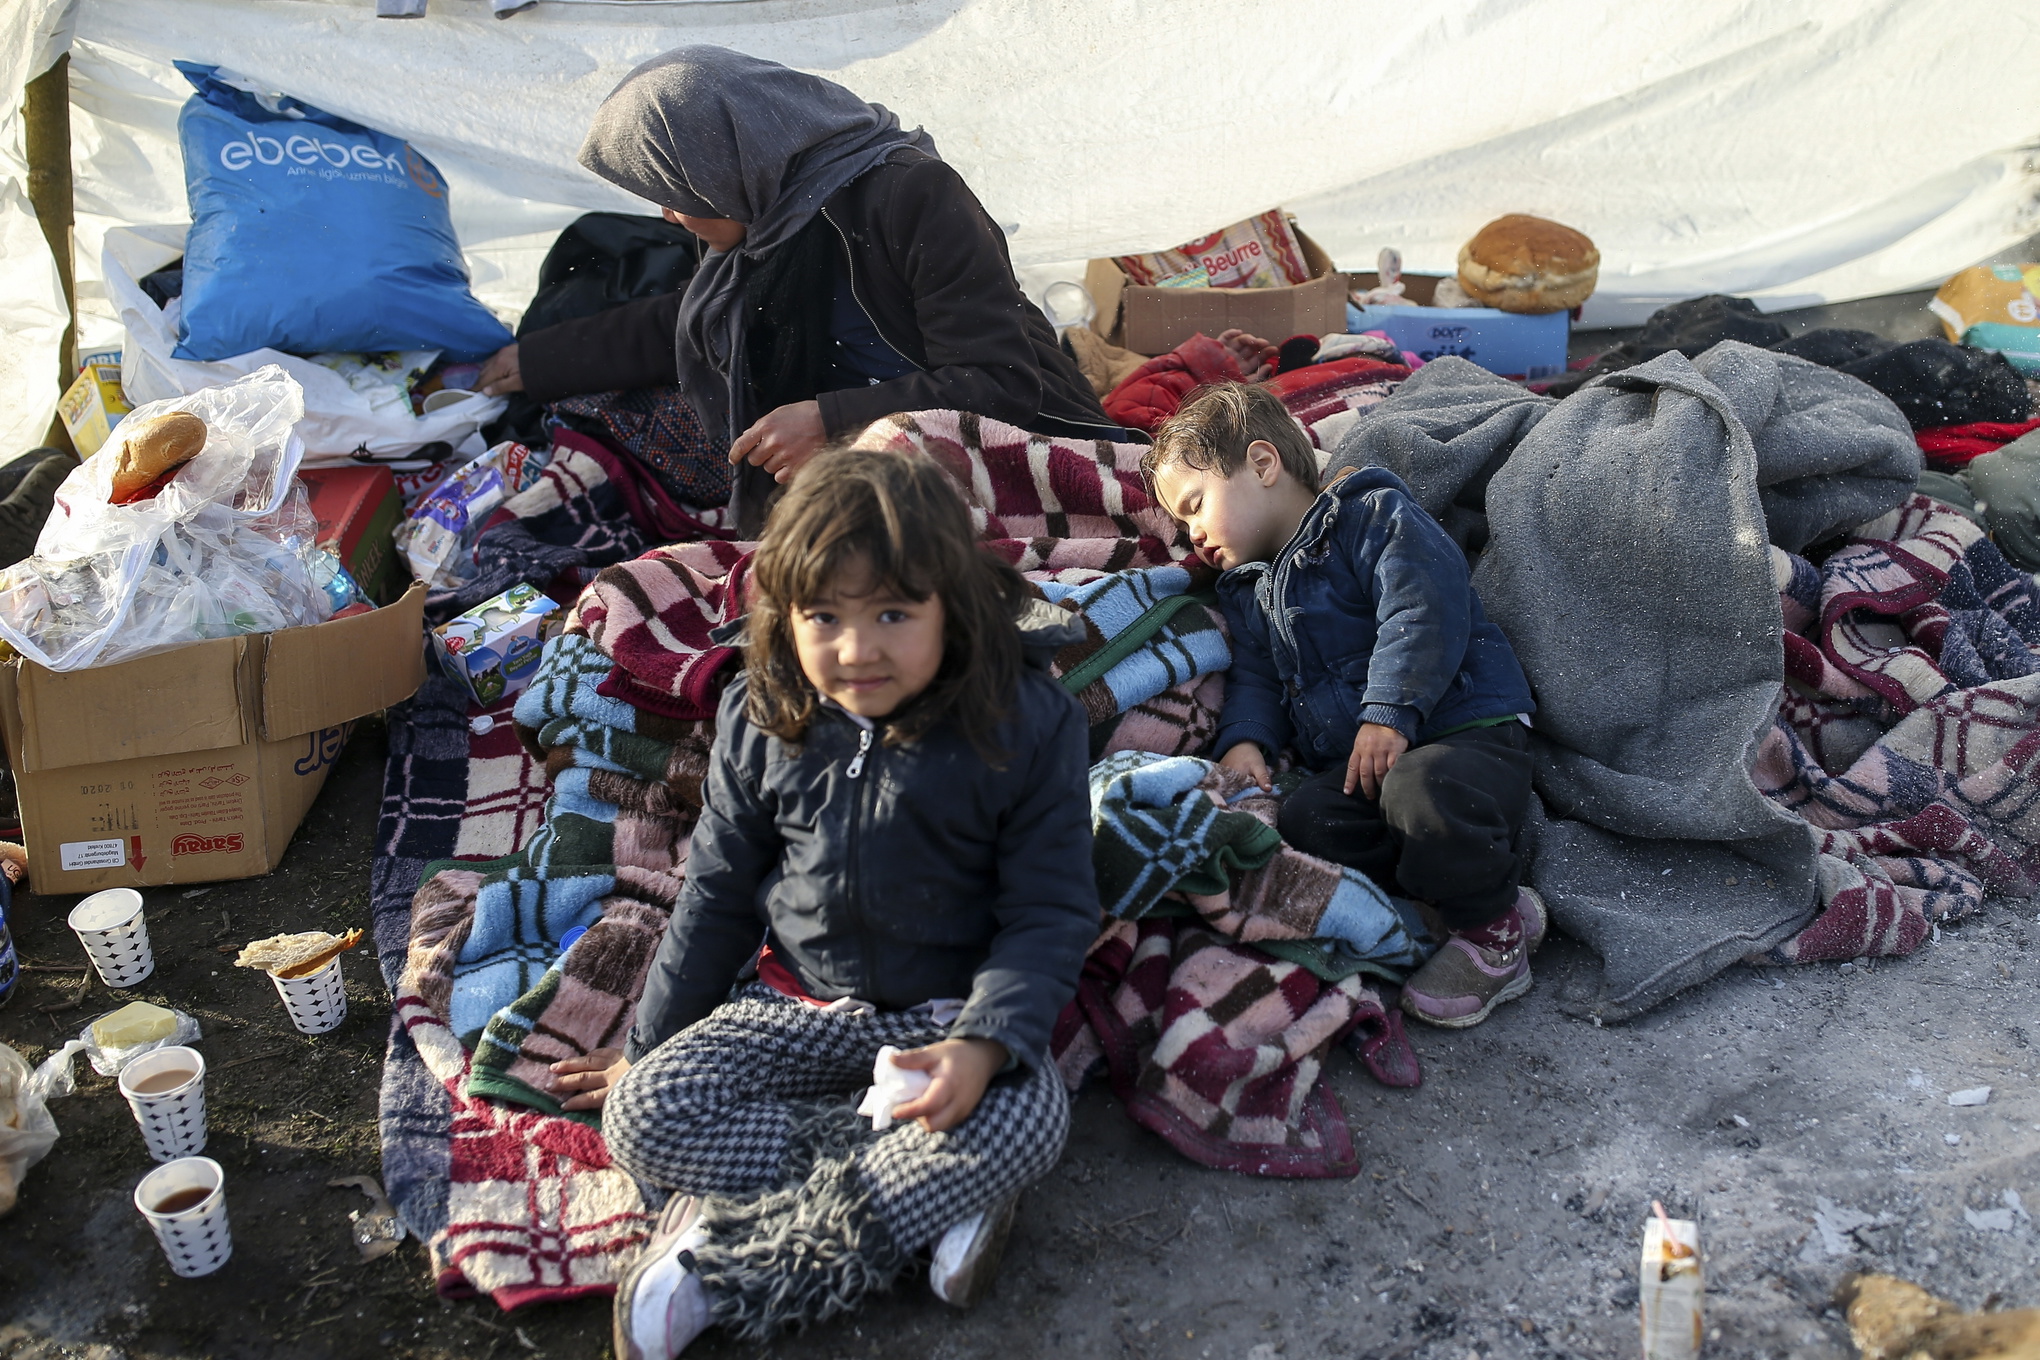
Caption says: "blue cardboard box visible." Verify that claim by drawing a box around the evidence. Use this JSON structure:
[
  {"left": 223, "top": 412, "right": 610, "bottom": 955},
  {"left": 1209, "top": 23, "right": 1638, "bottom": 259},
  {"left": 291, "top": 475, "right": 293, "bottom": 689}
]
[{"left": 1351, "top": 303, "right": 1569, "bottom": 381}]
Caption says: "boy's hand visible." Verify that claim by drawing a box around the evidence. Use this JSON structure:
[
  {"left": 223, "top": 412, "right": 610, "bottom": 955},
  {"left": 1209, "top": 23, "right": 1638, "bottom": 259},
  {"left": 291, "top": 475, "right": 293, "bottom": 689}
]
[
  {"left": 1219, "top": 741, "right": 1273, "bottom": 792},
  {"left": 1345, "top": 723, "right": 1410, "bottom": 800},
  {"left": 552, "top": 1048, "right": 631, "bottom": 1111},
  {"left": 889, "top": 1037, "right": 1008, "bottom": 1133}
]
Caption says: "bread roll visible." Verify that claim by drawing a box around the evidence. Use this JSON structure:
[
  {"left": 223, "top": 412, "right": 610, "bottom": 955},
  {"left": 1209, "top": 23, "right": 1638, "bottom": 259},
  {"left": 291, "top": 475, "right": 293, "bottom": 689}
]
[
  {"left": 110, "top": 412, "right": 207, "bottom": 502},
  {"left": 1456, "top": 215, "right": 1599, "bottom": 314}
]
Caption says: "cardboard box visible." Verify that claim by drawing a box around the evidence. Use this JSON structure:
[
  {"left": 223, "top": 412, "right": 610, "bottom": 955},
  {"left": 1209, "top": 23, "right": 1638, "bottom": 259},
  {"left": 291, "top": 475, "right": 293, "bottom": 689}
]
[
  {"left": 430, "top": 583, "right": 558, "bottom": 707},
  {"left": 301, "top": 466, "right": 406, "bottom": 605},
  {"left": 55, "top": 363, "right": 133, "bottom": 457},
  {"left": 0, "top": 584, "right": 427, "bottom": 892},
  {"left": 1353, "top": 303, "right": 1570, "bottom": 380},
  {"left": 1086, "top": 227, "right": 1348, "bottom": 356}
]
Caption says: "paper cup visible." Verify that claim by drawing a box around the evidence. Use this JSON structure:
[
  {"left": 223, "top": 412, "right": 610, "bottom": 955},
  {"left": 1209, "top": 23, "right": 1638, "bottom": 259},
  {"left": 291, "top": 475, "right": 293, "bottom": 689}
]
[
  {"left": 118, "top": 1045, "right": 208, "bottom": 1162},
  {"left": 68, "top": 889, "right": 153, "bottom": 988},
  {"left": 134, "top": 1156, "right": 232, "bottom": 1278},
  {"left": 271, "top": 959, "right": 346, "bottom": 1034}
]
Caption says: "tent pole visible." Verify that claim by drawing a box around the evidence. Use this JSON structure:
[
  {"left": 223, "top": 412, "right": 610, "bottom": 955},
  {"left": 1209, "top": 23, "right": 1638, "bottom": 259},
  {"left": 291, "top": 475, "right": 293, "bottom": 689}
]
[{"left": 24, "top": 53, "right": 77, "bottom": 456}]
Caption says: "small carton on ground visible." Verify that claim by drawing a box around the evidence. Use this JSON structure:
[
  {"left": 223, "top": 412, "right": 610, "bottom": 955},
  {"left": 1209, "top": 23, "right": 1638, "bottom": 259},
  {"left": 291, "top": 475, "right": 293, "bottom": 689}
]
[
  {"left": 1085, "top": 220, "right": 1348, "bottom": 356},
  {"left": 56, "top": 363, "right": 133, "bottom": 457},
  {"left": 430, "top": 583, "right": 558, "bottom": 708},
  {"left": 0, "top": 584, "right": 427, "bottom": 893},
  {"left": 1640, "top": 1205, "right": 1703, "bottom": 1360},
  {"left": 301, "top": 466, "right": 406, "bottom": 605}
]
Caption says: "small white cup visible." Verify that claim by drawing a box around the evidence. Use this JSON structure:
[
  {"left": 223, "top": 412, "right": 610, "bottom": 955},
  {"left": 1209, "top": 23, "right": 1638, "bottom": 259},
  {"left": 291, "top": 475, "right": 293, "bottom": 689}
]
[
  {"left": 68, "top": 889, "right": 153, "bottom": 988},
  {"left": 134, "top": 1156, "right": 232, "bottom": 1277},
  {"left": 271, "top": 959, "right": 347, "bottom": 1034},
  {"left": 118, "top": 1045, "right": 208, "bottom": 1162}
]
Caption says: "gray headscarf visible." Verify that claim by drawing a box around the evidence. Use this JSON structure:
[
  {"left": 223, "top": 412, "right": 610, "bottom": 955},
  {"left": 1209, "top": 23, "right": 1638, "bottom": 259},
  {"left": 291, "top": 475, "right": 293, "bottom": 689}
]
[{"left": 578, "top": 46, "right": 938, "bottom": 440}]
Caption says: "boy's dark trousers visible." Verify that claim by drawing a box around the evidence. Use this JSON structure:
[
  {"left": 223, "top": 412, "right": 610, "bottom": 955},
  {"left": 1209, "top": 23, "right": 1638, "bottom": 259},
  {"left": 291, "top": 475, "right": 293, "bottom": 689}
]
[{"left": 1276, "top": 723, "right": 1534, "bottom": 930}]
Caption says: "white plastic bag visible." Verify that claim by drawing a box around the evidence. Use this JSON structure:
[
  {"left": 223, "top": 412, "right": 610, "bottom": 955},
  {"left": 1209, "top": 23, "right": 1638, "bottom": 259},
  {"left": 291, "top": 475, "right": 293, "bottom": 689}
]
[
  {"left": 0, "top": 1040, "right": 82, "bottom": 1217},
  {"left": 0, "top": 366, "right": 334, "bottom": 671},
  {"left": 105, "top": 224, "right": 501, "bottom": 466}
]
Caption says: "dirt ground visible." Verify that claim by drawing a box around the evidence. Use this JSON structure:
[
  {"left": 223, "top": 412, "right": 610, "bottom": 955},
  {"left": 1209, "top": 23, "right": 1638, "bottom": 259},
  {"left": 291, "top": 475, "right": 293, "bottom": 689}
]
[{"left": 1, "top": 716, "right": 2035, "bottom": 1360}]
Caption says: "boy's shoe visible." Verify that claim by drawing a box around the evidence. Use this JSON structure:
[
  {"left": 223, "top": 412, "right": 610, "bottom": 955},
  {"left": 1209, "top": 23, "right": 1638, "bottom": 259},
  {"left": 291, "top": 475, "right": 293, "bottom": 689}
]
[
  {"left": 614, "top": 1194, "right": 711, "bottom": 1360},
  {"left": 928, "top": 1194, "right": 1018, "bottom": 1308},
  {"left": 1400, "top": 887, "right": 1546, "bottom": 1030}
]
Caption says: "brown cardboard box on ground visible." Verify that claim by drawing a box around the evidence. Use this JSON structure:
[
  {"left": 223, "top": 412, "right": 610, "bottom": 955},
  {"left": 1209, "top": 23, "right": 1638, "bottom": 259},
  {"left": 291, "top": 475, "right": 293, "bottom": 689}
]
[
  {"left": 0, "top": 583, "right": 427, "bottom": 892},
  {"left": 1086, "top": 227, "right": 1349, "bottom": 356}
]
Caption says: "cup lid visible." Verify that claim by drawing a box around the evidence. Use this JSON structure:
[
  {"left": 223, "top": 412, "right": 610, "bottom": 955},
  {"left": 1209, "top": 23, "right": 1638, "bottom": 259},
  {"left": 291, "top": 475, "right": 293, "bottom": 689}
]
[{"left": 69, "top": 888, "right": 143, "bottom": 933}]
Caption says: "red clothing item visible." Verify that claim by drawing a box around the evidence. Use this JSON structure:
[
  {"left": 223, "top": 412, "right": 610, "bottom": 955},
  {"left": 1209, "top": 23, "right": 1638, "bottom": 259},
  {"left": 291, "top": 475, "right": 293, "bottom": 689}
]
[
  {"left": 1916, "top": 418, "right": 2040, "bottom": 468},
  {"left": 1102, "top": 332, "right": 1246, "bottom": 433}
]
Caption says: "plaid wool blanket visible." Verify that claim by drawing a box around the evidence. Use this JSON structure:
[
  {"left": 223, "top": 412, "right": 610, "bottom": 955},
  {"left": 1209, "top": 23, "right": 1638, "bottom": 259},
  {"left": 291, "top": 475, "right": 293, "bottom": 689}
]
[
  {"left": 1049, "top": 917, "right": 1390, "bottom": 1179},
  {"left": 1754, "top": 494, "right": 2040, "bottom": 961},
  {"left": 1086, "top": 751, "right": 1432, "bottom": 977}
]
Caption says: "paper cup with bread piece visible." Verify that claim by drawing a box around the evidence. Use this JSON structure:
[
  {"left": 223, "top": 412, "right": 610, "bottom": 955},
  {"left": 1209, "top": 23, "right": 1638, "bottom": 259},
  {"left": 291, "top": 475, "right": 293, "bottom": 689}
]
[
  {"left": 236, "top": 929, "right": 361, "bottom": 1034},
  {"left": 1456, "top": 215, "right": 1599, "bottom": 314}
]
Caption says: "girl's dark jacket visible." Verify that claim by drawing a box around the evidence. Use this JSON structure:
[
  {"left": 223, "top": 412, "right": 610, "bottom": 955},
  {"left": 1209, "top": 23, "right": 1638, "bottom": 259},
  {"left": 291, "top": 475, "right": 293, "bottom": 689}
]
[
  {"left": 624, "top": 630, "right": 1101, "bottom": 1073},
  {"left": 520, "top": 151, "right": 1116, "bottom": 444}
]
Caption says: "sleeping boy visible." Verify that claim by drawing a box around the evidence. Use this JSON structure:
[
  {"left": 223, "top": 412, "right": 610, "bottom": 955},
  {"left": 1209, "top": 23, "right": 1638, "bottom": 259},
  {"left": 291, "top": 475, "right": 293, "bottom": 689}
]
[{"left": 1143, "top": 383, "right": 1544, "bottom": 1027}]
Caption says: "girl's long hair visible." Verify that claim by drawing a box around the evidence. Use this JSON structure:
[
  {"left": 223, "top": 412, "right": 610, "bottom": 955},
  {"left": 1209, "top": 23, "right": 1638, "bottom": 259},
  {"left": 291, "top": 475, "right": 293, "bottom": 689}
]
[{"left": 744, "top": 445, "right": 1027, "bottom": 759}]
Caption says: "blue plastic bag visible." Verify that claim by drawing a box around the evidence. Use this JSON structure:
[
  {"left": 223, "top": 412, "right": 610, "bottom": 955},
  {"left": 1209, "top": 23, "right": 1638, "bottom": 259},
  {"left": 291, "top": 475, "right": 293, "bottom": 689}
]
[{"left": 172, "top": 63, "right": 513, "bottom": 363}]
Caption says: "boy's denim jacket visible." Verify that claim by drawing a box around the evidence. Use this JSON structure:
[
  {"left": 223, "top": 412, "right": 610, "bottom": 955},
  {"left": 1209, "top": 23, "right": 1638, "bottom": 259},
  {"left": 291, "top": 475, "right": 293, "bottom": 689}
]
[{"left": 1213, "top": 466, "right": 1534, "bottom": 771}]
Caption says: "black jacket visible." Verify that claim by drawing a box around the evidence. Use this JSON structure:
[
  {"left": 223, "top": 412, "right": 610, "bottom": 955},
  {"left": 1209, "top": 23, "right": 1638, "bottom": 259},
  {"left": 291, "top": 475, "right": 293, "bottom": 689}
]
[
  {"left": 521, "top": 152, "right": 1117, "bottom": 442},
  {"left": 624, "top": 661, "right": 1101, "bottom": 1071}
]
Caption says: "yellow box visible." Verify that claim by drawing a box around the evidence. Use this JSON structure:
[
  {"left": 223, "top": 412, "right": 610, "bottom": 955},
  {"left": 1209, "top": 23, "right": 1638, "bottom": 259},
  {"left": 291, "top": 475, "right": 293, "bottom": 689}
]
[{"left": 55, "top": 363, "right": 132, "bottom": 457}]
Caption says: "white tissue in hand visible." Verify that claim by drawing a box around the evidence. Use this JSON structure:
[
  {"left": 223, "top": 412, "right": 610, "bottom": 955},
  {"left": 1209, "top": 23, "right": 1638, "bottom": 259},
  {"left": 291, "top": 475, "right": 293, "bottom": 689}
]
[{"left": 855, "top": 1045, "right": 931, "bottom": 1130}]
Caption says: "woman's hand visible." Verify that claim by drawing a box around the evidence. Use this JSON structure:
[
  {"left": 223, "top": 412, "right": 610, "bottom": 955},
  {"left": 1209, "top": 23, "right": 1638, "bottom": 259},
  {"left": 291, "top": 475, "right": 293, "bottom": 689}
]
[
  {"left": 1219, "top": 740, "right": 1273, "bottom": 792},
  {"left": 1218, "top": 328, "right": 1279, "bottom": 383},
  {"left": 552, "top": 1047, "right": 631, "bottom": 1111},
  {"left": 1345, "top": 722, "right": 1410, "bottom": 800},
  {"left": 478, "top": 343, "right": 523, "bottom": 397},
  {"left": 730, "top": 400, "right": 827, "bottom": 483},
  {"left": 888, "top": 1037, "right": 1008, "bottom": 1133}
]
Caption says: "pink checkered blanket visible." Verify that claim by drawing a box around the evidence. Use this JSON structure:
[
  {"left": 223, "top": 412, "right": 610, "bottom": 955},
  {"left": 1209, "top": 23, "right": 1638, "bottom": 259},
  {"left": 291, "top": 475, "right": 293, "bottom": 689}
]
[{"left": 1757, "top": 494, "right": 2040, "bottom": 961}]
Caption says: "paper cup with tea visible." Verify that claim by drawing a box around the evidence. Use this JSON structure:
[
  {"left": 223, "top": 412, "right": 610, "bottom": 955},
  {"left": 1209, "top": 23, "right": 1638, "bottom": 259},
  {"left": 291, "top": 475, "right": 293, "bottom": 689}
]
[
  {"left": 68, "top": 888, "right": 153, "bottom": 987},
  {"left": 118, "top": 1045, "right": 207, "bottom": 1162},
  {"left": 134, "top": 1156, "right": 232, "bottom": 1277}
]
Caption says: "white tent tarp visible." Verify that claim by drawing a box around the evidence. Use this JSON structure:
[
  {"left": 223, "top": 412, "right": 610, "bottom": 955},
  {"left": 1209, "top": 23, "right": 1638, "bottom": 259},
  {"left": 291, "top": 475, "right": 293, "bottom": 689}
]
[{"left": 5, "top": 0, "right": 2038, "bottom": 454}]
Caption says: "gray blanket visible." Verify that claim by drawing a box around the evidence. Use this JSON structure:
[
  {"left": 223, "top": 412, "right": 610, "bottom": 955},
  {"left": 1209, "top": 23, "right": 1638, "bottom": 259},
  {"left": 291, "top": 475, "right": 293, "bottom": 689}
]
[{"left": 1330, "top": 344, "right": 1919, "bottom": 1017}]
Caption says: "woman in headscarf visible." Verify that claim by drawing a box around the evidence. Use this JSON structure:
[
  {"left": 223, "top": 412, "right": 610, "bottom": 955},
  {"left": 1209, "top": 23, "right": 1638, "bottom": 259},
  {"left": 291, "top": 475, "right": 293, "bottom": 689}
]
[{"left": 479, "top": 46, "right": 1133, "bottom": 531}]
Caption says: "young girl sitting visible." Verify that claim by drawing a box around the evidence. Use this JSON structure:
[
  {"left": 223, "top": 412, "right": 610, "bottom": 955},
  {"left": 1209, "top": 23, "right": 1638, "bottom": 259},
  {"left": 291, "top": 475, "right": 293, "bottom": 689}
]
[{"left": 549, "top": 446, "right": 1100, "bottom": 1358}]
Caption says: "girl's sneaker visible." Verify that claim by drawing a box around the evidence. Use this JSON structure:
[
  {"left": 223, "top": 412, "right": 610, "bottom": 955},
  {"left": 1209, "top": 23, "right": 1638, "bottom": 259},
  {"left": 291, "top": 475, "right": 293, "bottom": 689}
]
[
  {"left": 928, "top": 1194, "right": 1018, "bottom": 1308},
  {"left": 613, "top": 1194, "right": 711, "bottom": 1360},
  {"left": 1400, "top": 887, "right": 1547, "bottom": 1030}
]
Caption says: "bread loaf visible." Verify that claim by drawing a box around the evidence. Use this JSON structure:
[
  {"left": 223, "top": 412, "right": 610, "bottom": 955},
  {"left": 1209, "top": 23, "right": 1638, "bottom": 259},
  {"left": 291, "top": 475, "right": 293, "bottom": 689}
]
[
  {"left": 1456, "top": 214, "right": 1599, "bottom": 314},
  {"left": 234, "top": 927, "right": 364, "bottom": 979},
  {"left": 110, "top": 412, "right": 207, "bottom": 503}
]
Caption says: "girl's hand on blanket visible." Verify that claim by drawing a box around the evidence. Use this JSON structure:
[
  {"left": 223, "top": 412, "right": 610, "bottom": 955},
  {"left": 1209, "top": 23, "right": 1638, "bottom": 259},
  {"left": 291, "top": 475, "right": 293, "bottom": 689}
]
[
  {"left": 889, "top": 1038, "right": 1008, "bottom": 1133},
  {"left": 1219, "top": 741, "right": 1273, "bottom": 792},
  {"left": 730, "top": 400, "right": 827, "bottom": 484},
  {"left": 1346, "top": 723, "right": 1409, "bottom": 800},
  {"left": 553, "top": 1048, "right": 631, "bottom": 1111}
]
